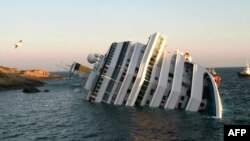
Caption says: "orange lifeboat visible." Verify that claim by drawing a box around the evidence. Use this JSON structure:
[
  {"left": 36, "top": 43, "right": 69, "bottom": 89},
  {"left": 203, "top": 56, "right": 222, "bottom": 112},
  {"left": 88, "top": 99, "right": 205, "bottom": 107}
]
[
  {"left": 213, "top": 74, "right": 221, "bottom": 85},
  {"left": 208, "top": 67, "right": 221, "bottom": 86}
]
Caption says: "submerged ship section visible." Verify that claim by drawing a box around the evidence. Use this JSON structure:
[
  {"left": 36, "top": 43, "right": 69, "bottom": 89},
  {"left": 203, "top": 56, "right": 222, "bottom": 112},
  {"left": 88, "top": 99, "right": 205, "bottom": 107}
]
[{"left": 84, "top": 33, "right": 223, "bottom": 118}]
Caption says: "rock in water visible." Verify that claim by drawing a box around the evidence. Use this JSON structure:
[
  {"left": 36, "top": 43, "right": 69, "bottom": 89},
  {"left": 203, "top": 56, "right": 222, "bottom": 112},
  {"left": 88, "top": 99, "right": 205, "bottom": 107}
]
[
  {"left": 44, "top": 89, "right": 50, "bottom": 92},
  {"left": 22, "top": 87, "right": 41, "bottom": 93}
]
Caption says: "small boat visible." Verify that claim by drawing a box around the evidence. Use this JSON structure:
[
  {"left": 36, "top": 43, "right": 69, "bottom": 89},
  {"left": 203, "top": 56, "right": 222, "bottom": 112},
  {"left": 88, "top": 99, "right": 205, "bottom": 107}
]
[{"left": 238, "top": 62, "right": 250, "bottom": 77}]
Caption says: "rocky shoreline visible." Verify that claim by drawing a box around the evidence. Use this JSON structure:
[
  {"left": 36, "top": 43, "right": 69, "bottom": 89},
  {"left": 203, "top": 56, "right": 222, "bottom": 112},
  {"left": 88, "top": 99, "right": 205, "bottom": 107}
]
[{"left": 0, "top": 66, "right": 62, "bottom": 90}]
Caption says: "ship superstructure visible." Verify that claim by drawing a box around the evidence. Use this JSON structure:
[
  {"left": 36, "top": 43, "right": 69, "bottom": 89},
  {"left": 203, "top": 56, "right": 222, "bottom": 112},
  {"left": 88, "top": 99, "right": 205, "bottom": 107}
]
[{"left": 83, "top": 33, "right": 223, "bottom": 118}]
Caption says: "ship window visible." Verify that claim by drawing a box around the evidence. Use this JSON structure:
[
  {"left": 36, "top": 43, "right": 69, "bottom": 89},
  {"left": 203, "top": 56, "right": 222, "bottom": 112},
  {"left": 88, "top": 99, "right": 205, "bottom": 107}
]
[
  {"left": 155, "top": 77, "right": 158, "bottom": 80},
  {"left": 123, "top": 100, "right": 127, "bottom": 105},
  {"left": 143, "top": 81, "right": 149, "bottom": 86},
  {"left": 120, "top": 76, "right": 124, "bottom": 82},
  {"left": 169, "top": 73, "right": 174, "bottom": 78},
  {"left": 127, "top": 89, "right": 131, "bottom": 93},
  {"left": 145, "top": 74, "right": 151, "bottom": 80},
  {"left": 102, "top": 92, "right": 109, "bottom": 101},
  {"left": 148, "top": 67, "right": 153, "bottom": 72},
  {"left": 152, "top": 54, "right": 157, "bottom": 58},
  {"left": 137, "top": 95, "right": 143, "bottom": 100},
  {"left": 139, "top": 90, "right": 145, "bottom": 96},
  {"left": 186, "top": 89, "right": 191, "bottom": 97},
  {"left": 132, "top": 76, "right": 136, "bottom": 83},
  {"left": 178, "top": 103, "right": 182, "bottom": 108},
  {"left": 150, "top": 89, "right": 155, "bottom": 95},
  {"left": 182, "top": 82, "right": 189, "bottom": 88},
  {"left": 149, "top": 62, "right": 154, "bottom": 66},
  {"left": 141, "top": 85, "right": 147, "bottom": 91},
  {"left": 200, "top": 102, "right": 205, "bottom": 107},
  {"left": 135, "top": 67, "right": 139, "bottom": 73},
  {"left": 180, "top": 96, "right": 185, "bottom": 101},
  {"left": 147, "top": 67, "right": 153, "bottom": 72}
]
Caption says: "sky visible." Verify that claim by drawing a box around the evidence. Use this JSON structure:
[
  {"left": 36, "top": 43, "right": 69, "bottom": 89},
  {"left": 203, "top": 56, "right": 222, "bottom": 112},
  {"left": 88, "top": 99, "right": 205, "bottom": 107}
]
[{"left": 0, "top": 0, "right": 249, "bottom": 71}]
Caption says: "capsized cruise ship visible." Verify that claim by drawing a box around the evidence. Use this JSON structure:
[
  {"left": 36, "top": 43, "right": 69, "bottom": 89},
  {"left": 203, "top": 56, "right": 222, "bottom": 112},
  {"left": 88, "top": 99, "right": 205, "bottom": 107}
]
[{"left": 81, "top": 33, "right": 223, "bottom": 118}]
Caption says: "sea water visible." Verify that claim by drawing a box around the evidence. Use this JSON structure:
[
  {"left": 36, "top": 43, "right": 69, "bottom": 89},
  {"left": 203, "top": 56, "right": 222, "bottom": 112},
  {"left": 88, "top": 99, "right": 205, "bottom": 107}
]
[{"left": 0, "top": 68, "right": 249, "bottom": 141}]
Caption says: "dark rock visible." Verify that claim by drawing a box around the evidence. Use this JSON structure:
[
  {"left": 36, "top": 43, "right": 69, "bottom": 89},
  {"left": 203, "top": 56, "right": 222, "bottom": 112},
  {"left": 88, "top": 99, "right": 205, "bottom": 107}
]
[
  {"left": 44, "top": 89, "right": 50, "bottom": 92},
  {"left": 22, "top": 87, "right": 41, "bottom": 93}
]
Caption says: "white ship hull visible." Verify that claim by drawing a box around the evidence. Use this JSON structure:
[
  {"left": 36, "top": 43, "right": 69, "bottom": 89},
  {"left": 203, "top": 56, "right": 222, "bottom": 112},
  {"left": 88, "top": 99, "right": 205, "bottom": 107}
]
[{"left": 83, "top": 33, "right": 223, "bottom": 118}]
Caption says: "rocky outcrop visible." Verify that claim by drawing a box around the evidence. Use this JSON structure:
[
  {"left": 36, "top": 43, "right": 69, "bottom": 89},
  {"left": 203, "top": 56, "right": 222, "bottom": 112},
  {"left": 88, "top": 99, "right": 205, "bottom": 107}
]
[
  {"left": 19, "top": 69, "right": 62, "bottom": 79},
  {"left": 0, "top": 72, "right": 45, "bottom": 90},
  {"left": 0, "top": 66, "right": 62, "bottom": 80},
  {"left": 0, "top": 66, "right": 62, "bottom": 90}
]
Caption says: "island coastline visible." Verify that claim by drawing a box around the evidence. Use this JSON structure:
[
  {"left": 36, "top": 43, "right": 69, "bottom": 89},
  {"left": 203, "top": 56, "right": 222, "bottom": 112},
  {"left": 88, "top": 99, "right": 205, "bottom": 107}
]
[{"left": 0, "top": 66, "right": 63, "bottom": 90}]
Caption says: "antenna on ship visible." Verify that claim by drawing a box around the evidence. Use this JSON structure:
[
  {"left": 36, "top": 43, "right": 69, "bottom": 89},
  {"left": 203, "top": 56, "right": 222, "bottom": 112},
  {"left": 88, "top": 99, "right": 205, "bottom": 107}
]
[
  {"left": 68, "top": 62, "right": 76, "bottom": 79},
  {"left": 55, "top": 62, "right": 71, "bottom": 72}
]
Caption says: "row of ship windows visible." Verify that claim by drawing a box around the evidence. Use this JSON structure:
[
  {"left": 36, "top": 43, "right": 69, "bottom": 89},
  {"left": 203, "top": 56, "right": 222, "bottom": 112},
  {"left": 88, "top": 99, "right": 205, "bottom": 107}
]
[
  {"left": 101, "top": 56, "right": 140, "bottom": 95},
  {"left": 94, "top": 41, "right": 162, "bottom": 103},
  {"left": 93, "top": 76, "right": 105, "bottom": 94},
  {"left": 132, "top": 80, "right": 189, "bottom": 106},
  {"left": 134, "top": 76, "right": 187, "bottom": 102},
  {"left": 160, "top": 91, "right": 171, "bottom": 106},
  {"left": 123, "top": 51, "right": 173, "bottom": 104},
  {"left": 136, "top": 46, "right": 160, "bottom": 102},
  {"left": 102, "top": 92, "right": 110, "bottom": 102},
  {"left": 125, "top": 69, "right": 141, "bottom": 94},
  {"left": 139, "top": 41, "right": 165, "bottom": 104},
  {"left": 118, "top": 58, "right": 131, "bottom": 82},
  {"left": 91, "top": 44, "right": 126, "bottom": 100},
  {"left": 103, "top": 46, "right": 130, "bottom": 97},
  {"left": 105, "top": 47, "right": 115, "bottom": 65},
  {"left": 125, "top": 75, "right": 160, "bottom": 96},
  {"left": 103, "top": 48, "right": 130, "bottom": 97},
  {"left": 99, "top": 83, "right": 190, "bottom": 107},
  {"left": 119, "top": 58, "right": 131, "bottom": 82}
]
